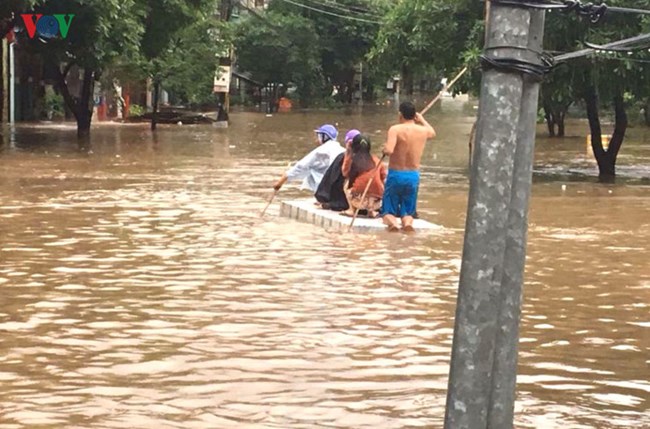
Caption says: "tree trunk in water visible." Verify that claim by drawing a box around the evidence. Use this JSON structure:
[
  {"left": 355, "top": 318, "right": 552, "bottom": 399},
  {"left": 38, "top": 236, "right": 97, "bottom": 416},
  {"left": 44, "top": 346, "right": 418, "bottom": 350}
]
[
  {"left": 585, "top": 87, "right": 626, "bottom": 182},
  {"left": 557, "top": 109, "right": 566, "bottom": 137},
  {"left": 543, "top": 104, "right": 556, "bottom": 137},
  {"left": 77, "top": 108, "right": 92, "bottom": 145},
  {"left": 55, "top": 64, "right": 94, "bottom": 142},
  {"left": 151, "top": 81, "right": 160, "bottom": 131},
  {"left": 645, "top": 99, "right": 650, "bottom": 127},
  {"left": 77, "top": 68, "right": 94, "bottom": 141},
  {"left": 543, "top": 104, "right": 568, "bottom": 138},
  {"left": 584, "top": 85, "right": 606, "bottom": 173},
  {"left": 604, "top": 94, "right": 627, "bottom": 181},
  {"left": 401, "top": 65, "right": 413, "bottom": 96}
]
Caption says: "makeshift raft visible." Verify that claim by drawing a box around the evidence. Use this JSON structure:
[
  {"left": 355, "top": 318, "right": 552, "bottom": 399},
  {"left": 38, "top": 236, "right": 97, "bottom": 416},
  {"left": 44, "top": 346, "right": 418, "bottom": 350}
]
[{"left": 280, "top": 199, "right": 442, "bottom": 233}]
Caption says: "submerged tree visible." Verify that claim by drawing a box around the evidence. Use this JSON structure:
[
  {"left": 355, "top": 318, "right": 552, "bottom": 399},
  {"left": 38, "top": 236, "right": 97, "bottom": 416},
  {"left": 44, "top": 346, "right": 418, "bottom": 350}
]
[
  {"left": 267, "top": 0, "right": 380, "bottom": 103},
  {"left": 369, "top": 0, "right": 482, "bottom": 96},
  {"left": 572, "top": 4, "right": 650, "bottom": 181},
  {"left": 163, "top": 17, "right": 228, "bottom": 107},
  {"left": 17, "top": 0, "right": 143, "bottom": 139},
  {"left": 539, "top": 11, "right": 589, "bottom": 138},
  {"left": 11, "top": 0, "right": 227, "bottom": 136},
  {"left": 535, "top": 2, "right": 650, "bottom": 179},
  {"left": 233, "top": 0, "right": 387, "bottom": 105},
  {"left": 138, "top": 0, "right": 226, "bottom": 130},
  {"left": 540, "top": 65, "right": 577, "bottom": 138},
  {"left": 234, "top": 11, "right": 324, "bottom": 106}
]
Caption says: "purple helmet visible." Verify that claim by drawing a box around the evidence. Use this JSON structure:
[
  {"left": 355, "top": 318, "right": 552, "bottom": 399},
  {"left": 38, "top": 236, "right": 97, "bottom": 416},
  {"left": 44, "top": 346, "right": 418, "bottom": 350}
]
[
  {"left": 345, "top": 129, "right": 361, "bottom": 143},
  {"left": 314, "top": 124, "right": 338, "bottom": 141}
]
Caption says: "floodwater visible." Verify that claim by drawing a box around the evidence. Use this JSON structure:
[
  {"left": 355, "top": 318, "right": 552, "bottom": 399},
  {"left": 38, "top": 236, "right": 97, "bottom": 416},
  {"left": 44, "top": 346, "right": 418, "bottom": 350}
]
[{"left": 0, "top": 100, "right": 648, "bottom": 428}]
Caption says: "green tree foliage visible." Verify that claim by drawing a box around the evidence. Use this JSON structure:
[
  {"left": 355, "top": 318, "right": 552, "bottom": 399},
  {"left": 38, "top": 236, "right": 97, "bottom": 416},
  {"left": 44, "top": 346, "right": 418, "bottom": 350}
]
[
  {"left": 233, "top": 11, "right": 324, "bottom": 106},
  {"left": 137, "top": 0, "right": 228, "bottom": 129},
  {"left": 16, "top": 0, "right": 143, "bottom": 138},
  {"left": 267, "top": 0, "right": 380, "bottom": 103},
  {"left": 0, "top": 1, "right": 37, "bottom": 35},
  {"left": 369, "top": 0, "right": 483, "bottom": 95},
  {"left": 370, "top": 0, "right": 455, "bottom": 88},
  {"left": 372, "top": 0, "right": 649, "bottom": 179},
  {"left": 163, "top": 17, "right": 227, "bottom": 106},
  {"left": 539, "top": 8, "right": 589, "bottom": 137},
  {"left": 7, "top": 0, "right": 227, "bottom": 135},
  {"left": 234, "top": 0, "right": 383, "bottom": 105}
]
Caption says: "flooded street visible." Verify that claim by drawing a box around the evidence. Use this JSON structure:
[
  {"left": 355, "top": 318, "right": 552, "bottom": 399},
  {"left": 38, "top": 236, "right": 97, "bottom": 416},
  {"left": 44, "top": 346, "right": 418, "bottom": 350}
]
[{"left": 0, "top": 102, "right": 648, "bottom": 428}]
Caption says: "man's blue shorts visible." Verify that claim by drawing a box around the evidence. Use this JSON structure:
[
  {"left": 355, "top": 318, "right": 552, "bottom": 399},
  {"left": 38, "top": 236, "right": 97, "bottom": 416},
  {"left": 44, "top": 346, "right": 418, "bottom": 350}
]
[{"left": 381, "top": 169, "right": 420, "bottom": 218}]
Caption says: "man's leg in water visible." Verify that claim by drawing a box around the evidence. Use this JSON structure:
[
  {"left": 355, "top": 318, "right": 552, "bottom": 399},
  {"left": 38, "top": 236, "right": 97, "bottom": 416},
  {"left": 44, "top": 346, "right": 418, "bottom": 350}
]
[
  {"left": 401, "top": 175, "right": 419, "bottom": 233},
  {"left": 401, "top": 216, "right": 415, "bottom": 233},
  {"left": 413, "top": 185, "right": 419, "bottom": 219},
  {"left": 383, "top": 214, "right": 400, "bottom": 231},
  {"left": 381, "top": 173, "right": 401, "bottom": 231}
]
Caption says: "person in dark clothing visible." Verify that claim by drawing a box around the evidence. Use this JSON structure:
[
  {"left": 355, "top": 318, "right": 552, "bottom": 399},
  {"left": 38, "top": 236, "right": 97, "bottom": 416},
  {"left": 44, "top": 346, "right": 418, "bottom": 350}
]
[
  {"left": 314, "top": 129, "right": 361, "bottom": 211},
  {"left": 314, "top": 152, "right": 348, "bottom": 211}
]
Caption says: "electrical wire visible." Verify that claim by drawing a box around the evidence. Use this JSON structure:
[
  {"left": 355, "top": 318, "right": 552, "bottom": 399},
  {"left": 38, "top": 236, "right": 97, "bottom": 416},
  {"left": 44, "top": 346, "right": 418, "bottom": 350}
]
[
  {"left": 274, "top": 0, "right": 381, "bottom": 24},
  {"left": 303, "top": 0, "right": 381, "bottom": 19},
  {"left": 279, "top": 0, "right": 381, "bottom": 23},
  {"left": 591, "top": 56, "right": 650, "bottom": 64},
  {"left": 584, "top": 41, "right": 650, "bottom": 52},
  {"left": 302, "top": 0, "right": 381, "bottom": 19},
  {"left": 554, "top": 33, "right": 650, "bottom": 61}
]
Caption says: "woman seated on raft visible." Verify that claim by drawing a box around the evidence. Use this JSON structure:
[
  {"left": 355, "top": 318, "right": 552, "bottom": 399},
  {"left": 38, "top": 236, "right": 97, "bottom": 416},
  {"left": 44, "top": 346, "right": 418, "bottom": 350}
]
[
  {"left": 341, "top": 133, "right": 387, "bottom": 218},
  {"left": 315, "top": 129, "right": 361, "bottom": 211}
]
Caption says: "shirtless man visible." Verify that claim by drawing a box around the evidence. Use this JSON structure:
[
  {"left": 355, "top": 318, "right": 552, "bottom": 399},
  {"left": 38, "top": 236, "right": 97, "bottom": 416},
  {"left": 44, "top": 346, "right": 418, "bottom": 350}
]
[{"left": 381, "top": 102, "right": 436, "bottom": 232}]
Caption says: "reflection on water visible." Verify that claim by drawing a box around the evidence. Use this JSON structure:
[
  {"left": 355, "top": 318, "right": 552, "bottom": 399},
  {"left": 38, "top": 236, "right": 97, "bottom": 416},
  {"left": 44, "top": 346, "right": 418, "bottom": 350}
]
[{"left": 0, "top": 105, "right": 649, "bottom": 428}]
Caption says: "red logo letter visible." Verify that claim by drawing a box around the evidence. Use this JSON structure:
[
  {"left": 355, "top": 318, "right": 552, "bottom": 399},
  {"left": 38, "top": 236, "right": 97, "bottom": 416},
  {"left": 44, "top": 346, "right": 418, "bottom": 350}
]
[{"left": 21, "top": 14, "right": 42, "bottom": 39}]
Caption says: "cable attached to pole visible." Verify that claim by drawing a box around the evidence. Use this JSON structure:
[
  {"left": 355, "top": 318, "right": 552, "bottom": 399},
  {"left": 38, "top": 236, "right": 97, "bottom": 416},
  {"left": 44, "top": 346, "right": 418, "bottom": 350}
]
[
  {"left": 553, "top": 32, "right": 650, "bottom": 62},
  {"left": 479, "top": 2, "right": 650, "bottom": 69}
]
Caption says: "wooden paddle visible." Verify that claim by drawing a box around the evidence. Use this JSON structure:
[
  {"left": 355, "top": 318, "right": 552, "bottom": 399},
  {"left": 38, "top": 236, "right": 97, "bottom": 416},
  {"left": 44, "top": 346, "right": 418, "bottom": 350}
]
[
  {"left": 347, "top": 67, "right": 469, "bottom": 232},
  {"left": 260, "top": 189, "right": 279, "bottom": 217},
  {"left": 262, "top": 160, "right": 294, "bottom": 217},
  {"left": 420, "top": 66, "right": 469, "bottom": 115}
]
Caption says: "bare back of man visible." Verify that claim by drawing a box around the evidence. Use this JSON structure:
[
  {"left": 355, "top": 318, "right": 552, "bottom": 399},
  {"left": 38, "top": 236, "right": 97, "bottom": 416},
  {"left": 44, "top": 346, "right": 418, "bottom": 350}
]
[
  {"left": 382, "top": 107, "right": 436, "bottom": 232},
  {"left": 387, "top": 120, "right": 431, "bottom": 171}
]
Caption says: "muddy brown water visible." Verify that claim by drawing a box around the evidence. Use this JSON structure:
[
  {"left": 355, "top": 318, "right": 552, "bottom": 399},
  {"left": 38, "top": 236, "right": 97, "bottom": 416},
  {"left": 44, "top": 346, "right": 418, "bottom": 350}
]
[{"left": 0, "top": 101, "right": 649, "bottom": 428}]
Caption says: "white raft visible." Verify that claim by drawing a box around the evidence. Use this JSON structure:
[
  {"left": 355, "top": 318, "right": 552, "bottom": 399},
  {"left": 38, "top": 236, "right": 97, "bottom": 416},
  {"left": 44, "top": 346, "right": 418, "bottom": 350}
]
[{"left": 280, "top": 199, "right": 442, "bottom": 233}]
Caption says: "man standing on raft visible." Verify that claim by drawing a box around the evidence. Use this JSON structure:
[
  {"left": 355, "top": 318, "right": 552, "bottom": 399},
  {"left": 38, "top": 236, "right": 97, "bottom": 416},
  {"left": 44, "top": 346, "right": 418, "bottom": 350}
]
[{"left": 381, "top": 102, "right": 436, "bottom": 232}]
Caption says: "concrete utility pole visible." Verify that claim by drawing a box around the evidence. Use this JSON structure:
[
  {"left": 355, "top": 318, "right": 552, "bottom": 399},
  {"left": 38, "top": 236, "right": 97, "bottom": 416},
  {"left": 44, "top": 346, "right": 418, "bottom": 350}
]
[
  {"left": 9, "top": 41, "right": 15, "bottom": 124},
  {"left": 444, "top": 3, "right": 546, "bottom": 429},
  {"left": 2, "top": 38, "right": 8, "bottom": 123},
  {"left": 216, "top": 0, "right": 233, "bottom": 123}
]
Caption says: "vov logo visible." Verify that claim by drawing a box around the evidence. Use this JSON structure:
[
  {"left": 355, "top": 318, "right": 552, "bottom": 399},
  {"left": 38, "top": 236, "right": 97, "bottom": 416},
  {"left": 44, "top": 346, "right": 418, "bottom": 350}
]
[{"left": 20, "top": 14, "right": 75, "bottom": 40}]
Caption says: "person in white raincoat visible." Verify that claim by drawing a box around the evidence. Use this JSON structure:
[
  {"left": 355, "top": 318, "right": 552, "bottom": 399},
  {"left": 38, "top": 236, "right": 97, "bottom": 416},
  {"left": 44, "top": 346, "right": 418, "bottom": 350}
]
[{"left": 273, "top": 124, "right": 344, "bottom": 193}]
